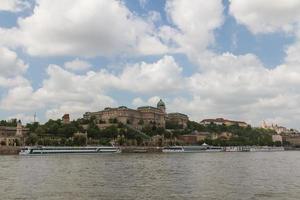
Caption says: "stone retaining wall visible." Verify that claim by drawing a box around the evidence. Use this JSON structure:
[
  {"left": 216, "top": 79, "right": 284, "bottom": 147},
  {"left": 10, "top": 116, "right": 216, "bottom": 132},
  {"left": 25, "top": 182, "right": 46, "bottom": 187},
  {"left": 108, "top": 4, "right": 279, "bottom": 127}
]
[{"left": 0, "top": 146, "right": 20, "bottom": 155}]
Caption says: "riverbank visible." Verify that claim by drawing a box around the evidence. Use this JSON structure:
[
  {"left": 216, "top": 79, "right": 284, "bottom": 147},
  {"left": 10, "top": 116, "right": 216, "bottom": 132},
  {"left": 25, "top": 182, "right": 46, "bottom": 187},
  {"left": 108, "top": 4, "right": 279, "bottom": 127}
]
[
  {"left": 1, "top": 145, "right": 299, "bottom": 155},
  {"left": 0, "top": 146, "right": 20, "bottom": 155}
]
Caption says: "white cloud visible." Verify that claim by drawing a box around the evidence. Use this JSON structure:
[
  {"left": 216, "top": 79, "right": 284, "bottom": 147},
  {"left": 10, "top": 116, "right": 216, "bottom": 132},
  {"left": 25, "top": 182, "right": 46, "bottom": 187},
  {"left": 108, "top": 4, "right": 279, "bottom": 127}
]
[
  {"left": 64, "top": 58, "right": 91, "bottom": 72},
  {"left": 0, "top": 0, "right": 30, "bottom": 12},
  {"left": 1, "top": 86, "right": 42, "bottom": 110},
  {"left": 132, "top": 96, "right": 161, "bottom": 107},
  {"left": 164, "top": 0, "right": 224, "bottom": 57},
  {"left": 8, "top": 113, "right": 36, "bottom": 124},
  {"left": 118, "top": 55, "right": 183, "bottom": 94},
  {"left": 161, "top": 51, "right": 300, "bottom": 129},
  {"left": 0, "top": 56, "right": 183, "bottom": 120},
  {"left": 0, "top": 47, "right": 28, "bottom": 89},
  {"left": 229, "top": 0, "right": 300, "bottom": 34},
  {"left": 0, "top": 76, "right": 29, "bottom": 88},
  {"left": 45, "top": 96, "right": 116, "bottom": 120},
  {"left": 0, "top": 47, "right": 28, "bottom": 78},
  {"left": 0, "top": 0, "right": 168, "bottom": 57}
]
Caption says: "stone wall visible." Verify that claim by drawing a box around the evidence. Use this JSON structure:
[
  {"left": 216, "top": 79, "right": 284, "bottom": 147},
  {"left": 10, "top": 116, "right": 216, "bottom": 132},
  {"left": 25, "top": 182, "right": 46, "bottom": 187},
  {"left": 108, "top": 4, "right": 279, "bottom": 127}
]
[{"left": 0, "top": 146, "right": 20, "bottom": 155}]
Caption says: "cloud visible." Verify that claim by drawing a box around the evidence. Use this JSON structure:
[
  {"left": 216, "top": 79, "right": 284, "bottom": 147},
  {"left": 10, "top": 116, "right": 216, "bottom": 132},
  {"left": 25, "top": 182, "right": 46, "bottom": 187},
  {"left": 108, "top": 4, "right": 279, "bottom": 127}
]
[
  {"left": 161, "top": 51, "right": 300, "bottom": 128},
  {"left": 45, "top": 97, "right": 116, "bottom": 120},
  {"left": 64, "top": 58, "right": 91, "bottom": 72},
  {"left": 163, "top": 0, "right": 224, "bottom": 57},
  {"left": 0, "top": 0, "right": 168, "bottom": 57},
  {"left": 229, "top": 0, "right": 300, "bottom": 34},
  {"left": 0, "top": 76, "right": 30, "bottom": 88},
  {"left": 1, "top": 86, "right": 42, "bottom": 110},
  {"left": 0, "top": 47, "right": 29, "bottom": 88},
  {"left": 0, "top": 56, "right": 183, "bottom": 120},
  {"left": 118, "top": 55, "right": 184, "bottom": 94},
  {"left": 0, "top": 47, "right": 28, "bottom": 77},
  {"left": 132, "top": 96, "right": 161, "bottom": 107},
  {"left": 8, "top": 113, "right": 36, "bottom": 124},
  {"left": 0, "top": 0, "right": 30, "bottom": 12}
]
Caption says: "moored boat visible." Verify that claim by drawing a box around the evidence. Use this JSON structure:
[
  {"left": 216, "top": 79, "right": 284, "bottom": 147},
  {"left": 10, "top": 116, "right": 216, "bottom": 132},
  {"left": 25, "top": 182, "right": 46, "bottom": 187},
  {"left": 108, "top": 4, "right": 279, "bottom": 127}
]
[
  {"left": 162, "top": 146, "right": 185, "bottom": 153},
  {"left": 162, "top": 145, "right": 224, "bottom": 153},
  {"left": 249, "top": 146, "right": 285, "bottom": 152},
  {"left": 19, "top": 146, "right": 121, "bottom": 155}
]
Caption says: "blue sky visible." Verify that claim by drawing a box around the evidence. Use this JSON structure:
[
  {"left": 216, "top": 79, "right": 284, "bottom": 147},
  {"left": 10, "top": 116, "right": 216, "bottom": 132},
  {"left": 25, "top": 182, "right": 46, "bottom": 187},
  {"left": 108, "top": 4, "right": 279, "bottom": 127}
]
[{"left": 1, "top": 0, "right": 300, "bottom": 128}]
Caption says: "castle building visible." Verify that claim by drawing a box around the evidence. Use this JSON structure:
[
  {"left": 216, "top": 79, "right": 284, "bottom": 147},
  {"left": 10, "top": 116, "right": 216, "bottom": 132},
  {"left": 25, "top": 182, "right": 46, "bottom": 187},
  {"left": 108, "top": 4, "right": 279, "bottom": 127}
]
[
  {"left": 83, "top": 99, "right": 188, "bottom": 130},
  {"left": 0, "top": 120, "right": 29, "bottom": 146},
  {"left": 166, "top": 113, "right": 189, "bottom": 129}
]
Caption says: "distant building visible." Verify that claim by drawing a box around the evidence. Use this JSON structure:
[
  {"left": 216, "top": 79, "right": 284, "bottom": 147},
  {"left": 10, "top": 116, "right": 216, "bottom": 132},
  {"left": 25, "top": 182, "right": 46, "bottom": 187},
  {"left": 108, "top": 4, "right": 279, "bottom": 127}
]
[
  {"left": 200, "top": 118, "right": 248, "bottom": 127},
  {"left": 62, "top": 114, "right": 70, "bottom": 124},
  {"left": 272, "top": 135, "right": 283, "bottom": 143},
  {"left": 178, "top": 132, "right": 209, "bottom": 145},
  {"left": 0, "top": 120, "right": 29, "bottom": 146},
  {"left": 210, "top": 132, "right": 233, "bottom": 140},
  {"left": 83, "top": 99, "right": 189, "bottom": 130},
  {"left": 283, "top": 135, "right": 300, "bottom": 146},
  {"left": 218, "top": 132, "right": 233, "bottom": 140},
  {"left": 166, "top": 113, "right": 189, "bottom": 129},
  {"left": 261, "top": 121, "right": 289, "bottom": 134}
]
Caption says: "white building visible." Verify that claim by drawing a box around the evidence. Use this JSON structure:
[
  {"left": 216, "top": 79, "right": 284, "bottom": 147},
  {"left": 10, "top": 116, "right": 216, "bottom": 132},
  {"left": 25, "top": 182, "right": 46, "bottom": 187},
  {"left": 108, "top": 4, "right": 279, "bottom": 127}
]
[{"left": 272, "top": 135, "right": 283, "bottom": 143}]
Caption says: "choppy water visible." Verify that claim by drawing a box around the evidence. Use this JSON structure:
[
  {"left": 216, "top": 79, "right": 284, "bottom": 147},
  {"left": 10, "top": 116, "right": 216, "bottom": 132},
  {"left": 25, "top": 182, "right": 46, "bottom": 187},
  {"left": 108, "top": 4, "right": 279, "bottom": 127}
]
[{"left": 1, "top": 152, "right": 300, "bottom": 200}]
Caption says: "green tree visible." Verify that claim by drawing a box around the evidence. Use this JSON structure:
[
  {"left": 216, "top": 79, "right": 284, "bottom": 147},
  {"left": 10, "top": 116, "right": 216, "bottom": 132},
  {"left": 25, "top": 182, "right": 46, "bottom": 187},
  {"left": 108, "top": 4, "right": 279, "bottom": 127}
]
[
  {"left": 73, "top": 134, "right": 87, "bottom": 146},
  {"left": 25, "top": 133, "right": 38, "bottom": 146}
]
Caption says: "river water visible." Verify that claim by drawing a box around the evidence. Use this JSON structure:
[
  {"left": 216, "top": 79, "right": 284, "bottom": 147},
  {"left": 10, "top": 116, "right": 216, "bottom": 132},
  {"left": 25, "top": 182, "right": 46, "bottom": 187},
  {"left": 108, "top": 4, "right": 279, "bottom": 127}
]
[{"left": 1, "top": 151, "right": 300, "bottom": 200}]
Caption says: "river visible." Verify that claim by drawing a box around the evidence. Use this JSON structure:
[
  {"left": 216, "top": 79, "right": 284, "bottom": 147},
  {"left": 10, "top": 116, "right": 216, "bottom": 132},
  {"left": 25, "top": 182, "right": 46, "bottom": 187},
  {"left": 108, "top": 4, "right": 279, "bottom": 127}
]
[{"left": 1, "top": 151, "right": 300, "bottom": 200}]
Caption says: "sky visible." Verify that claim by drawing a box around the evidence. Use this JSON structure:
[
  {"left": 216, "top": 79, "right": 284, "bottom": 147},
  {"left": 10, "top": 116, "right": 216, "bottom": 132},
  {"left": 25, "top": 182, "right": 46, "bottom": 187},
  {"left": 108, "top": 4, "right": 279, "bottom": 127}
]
[{"left": 0, "top": 0, "right": 300, "bottom": 129}]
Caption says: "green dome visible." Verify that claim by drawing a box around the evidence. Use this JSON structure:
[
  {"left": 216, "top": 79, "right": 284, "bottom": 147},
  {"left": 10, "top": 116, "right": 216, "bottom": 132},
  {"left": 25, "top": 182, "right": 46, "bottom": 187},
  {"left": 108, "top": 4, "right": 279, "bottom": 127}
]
[{"left": 157, "top": 99, "right": 165, "bottom": 107}]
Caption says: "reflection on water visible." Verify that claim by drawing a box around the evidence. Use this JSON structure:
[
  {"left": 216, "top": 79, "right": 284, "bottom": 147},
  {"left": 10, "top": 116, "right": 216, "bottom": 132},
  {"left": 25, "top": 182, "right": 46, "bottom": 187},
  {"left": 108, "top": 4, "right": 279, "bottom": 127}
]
[{"left": 1, "top": 152, "right": 300, "bottom": 200}]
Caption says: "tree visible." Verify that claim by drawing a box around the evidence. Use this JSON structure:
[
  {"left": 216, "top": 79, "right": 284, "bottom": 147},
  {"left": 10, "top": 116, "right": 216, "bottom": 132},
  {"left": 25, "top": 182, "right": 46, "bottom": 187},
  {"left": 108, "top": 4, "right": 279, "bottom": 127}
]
[
  {"left": 102, "top": 126, "right": 118, "bottom": 139},
  {"left": 274, "top": 141, "right": 282, "bottom": 147},
  {"left": 25, "top": 133, "right": 38, "bottom": 146},
  {"left": 73, "top": 133, "right": 87, "bottom": 146},
  {"left": 138, "top": 119, "right": 144, "bottom": 125},
  {"left": 35, "top": 126, "right": 46, "bottom": 136},
  {"left": 26, "top": 122, "right": 40, "bottom": 132}
]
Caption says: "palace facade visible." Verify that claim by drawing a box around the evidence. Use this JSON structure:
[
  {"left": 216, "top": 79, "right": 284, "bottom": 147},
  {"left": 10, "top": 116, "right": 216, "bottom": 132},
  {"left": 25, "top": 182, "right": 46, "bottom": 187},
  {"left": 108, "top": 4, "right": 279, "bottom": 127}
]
[{"left": 83, "top": 99, "right": 189, "bottom": 130}]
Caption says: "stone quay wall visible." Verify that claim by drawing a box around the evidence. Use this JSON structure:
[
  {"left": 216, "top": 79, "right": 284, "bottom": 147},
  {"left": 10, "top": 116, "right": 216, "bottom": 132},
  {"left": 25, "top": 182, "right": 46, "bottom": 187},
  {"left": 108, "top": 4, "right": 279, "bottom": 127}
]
[{"left": 0, "top": 146, "right": 20, "bottom": 155}]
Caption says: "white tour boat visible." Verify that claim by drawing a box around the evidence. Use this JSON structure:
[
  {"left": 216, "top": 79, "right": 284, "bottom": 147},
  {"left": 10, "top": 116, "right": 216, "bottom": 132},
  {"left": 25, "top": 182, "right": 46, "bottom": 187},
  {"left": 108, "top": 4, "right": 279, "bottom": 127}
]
[
  {"left": 162, "top": 146, "right": 185, "bottom": 153},
  {"left": 19, "top": 146, "right": 121, "bottom": 155},
  {"left": 249, "top": 146, "right": 285, "bottom": 152},
  {"left": 162, "top": 144, "right": 224, "bottom": 153}
]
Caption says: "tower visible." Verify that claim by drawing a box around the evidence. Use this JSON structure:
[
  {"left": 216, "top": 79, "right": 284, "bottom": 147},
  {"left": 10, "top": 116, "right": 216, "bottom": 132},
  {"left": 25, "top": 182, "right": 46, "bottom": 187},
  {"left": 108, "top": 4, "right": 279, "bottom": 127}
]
[
  {"left": 16, "top": 120, "right": 23, "bottom": 137},
  {"left": 157, "top": 99, "right": 166, "bottom": 113},
  {"left": 62, "top": 114, "right": 70, "bottom": 124}
]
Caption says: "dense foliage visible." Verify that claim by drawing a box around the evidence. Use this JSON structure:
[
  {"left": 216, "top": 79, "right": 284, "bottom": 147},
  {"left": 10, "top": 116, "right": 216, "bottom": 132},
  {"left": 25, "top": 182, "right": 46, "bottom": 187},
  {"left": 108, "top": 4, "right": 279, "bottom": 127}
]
[
  {"left": 0, "top": 119, "right": 18, "bottom": 127},
  {"left": 25, "top": 118, "right": 147, "bottom": 146}
]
